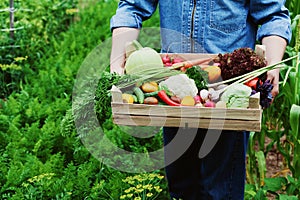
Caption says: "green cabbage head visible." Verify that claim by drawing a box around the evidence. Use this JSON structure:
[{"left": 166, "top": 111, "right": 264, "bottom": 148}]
[{"left": 220, "top": 83, "right": 252, "bottom": 108}]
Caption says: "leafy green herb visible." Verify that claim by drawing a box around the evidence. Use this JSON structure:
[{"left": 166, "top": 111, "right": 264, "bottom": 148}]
[
  {"left": 94, "top": 72, "right": 139, "bottom": 126},
  {"left": 185, "top": 66, "right": 209, "bottom": 90},
  {"left": 94, "top": 71, "right": 121, "bottom": 126}
]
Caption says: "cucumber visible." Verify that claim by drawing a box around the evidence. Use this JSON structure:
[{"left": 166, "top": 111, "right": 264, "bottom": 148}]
[
  {"left": 144, "top": 91, "right": 159, "bottom": 97},
  {"left": 133, "top": 87, "right": 144, "bottom": 104},
  {"left": 132, "top": 94, "right": 138, "bottom": 103}
]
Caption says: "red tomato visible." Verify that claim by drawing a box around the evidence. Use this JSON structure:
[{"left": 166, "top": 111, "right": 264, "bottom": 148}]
[{"left": 245, "top": 77, "right": 260, "bottom": 90}]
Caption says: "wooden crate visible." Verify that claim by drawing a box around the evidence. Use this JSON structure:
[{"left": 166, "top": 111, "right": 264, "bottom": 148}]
[
  {"left": 111, "top": 50, "right": 265, "bottom": 132},
  {"left": 111, "top": 86, "right": 262, "bottom": 132}
]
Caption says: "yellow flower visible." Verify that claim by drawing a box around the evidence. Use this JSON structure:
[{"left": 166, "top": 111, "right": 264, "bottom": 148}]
[
  {"left": 124, "top": 188, "right": 132, "bottom": 193},
  {"left": 21, "top": 183, "right": 29, "bottom": 187},
  {"left": 14, "top": 56, "right": 28, "bottom": 62},
  {"left": 126, "top": 193, "right": 133, "bottom": 198},
  {"left": 157, "top": 175, "right": 164, "bottom": 179},
  {"left": 143, "top": 184, "right": 153, "bottom": 190},
  {"left": 66, "top": 8, "right": 79, "bottom": 15},
  {"left": 154, "top": 186, "right": 162, "bottom": 193},
  {"left": 27, "top": 178, "right": 34, "bottom": 183},
  {"left": 135, "top": 188, "right": 143, "bottom": 193},
  {"left": 120, "top": 195, "right": 127, "bottom": 199},
  {"left": 146, "top": 193, "right": 153, "bottom": 197},
  {"left": 0, "top": 63, "right": 22, "bottom": 71},
  {"left": 156, "top": 188, "right": 162, "bottom": 193},
  {"left": 134, "top": 197, "right": 141, "bottom": 200},
  {"left": 123, "top": 176, "right": 133, "bottom": 183},
  {"left": 129, "top": 180, "right": 135, "bottom": 184}
]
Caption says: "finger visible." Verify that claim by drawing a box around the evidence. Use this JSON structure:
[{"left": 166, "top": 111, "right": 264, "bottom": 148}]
[{"left": 272, "top": 83, "right": 279, "bottom": 98}]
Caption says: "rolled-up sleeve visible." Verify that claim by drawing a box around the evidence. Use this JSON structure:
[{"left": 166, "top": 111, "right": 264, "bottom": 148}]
[
  {"left": 110, "top": 0, "right": 158, "bottom": 31},
  {"left": 250, "top": 0, "right": 292, "bottom": 43}
]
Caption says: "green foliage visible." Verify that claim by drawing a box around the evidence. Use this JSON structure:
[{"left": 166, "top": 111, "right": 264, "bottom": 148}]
[
  {"left": 0, "top": 0, "right": 78, "bottom": 98},
  {"left": 0, "top": 1, "right": 168, "bottom": 199},
  {"left": 0, "top": 0, "right": 77, "bottom": 62},
  {"left": 0, "top": 0, "right": 299, "bottom": 199},
  {"left": 0, "top": 56, "right": 28, "bottom": 98},
  {"left": 246, "top": 3, "right": 300, "bottom": 198},
  {"left": 94, "top": 71, "right": 121, "bottom": 126},
  {"left": 245, "top": 175, "right": 300, "bottom": 200}
]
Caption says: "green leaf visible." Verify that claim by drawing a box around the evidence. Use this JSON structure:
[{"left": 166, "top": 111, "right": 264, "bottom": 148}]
[
  {"left": 289, "top": 71, "right": 297, "bottom": 92},
  {"left": 290, "top": 104, "right": 300, "bottom": 138},
  {"left": 279, "top": 194, "right": 298, "bottom": 200},
  {"left": 264, "top": 177, "right": 287, "bottom": 192},
  {"left": 245, "top": 184, "right": 257, "bottom": 198},
  {"left": 254, "top": 188, "right": 267, "bottom": 200},
  {"left": 286, "top": 184, "right": 297, "bottom": 196},
  {"left": 255, "top": 150, "right": 266, "bottom": 186}
]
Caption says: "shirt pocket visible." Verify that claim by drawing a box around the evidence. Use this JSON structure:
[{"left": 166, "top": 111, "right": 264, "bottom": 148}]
[{"left": 209, "top": 0, "right": 247, "bottom": 33}]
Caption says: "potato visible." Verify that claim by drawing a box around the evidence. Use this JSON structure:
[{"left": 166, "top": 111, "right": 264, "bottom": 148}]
[
  {"left": 203, "top": 65, "right": 222, "bottom": 83},
  {"left": 141, "top": 82, "right": 158, "bottom": 93},
  {"left": 143, "top": 97, "right": 159, "bottom": 104},
  {"left": 122, "top": 93, "right": 134, "bottom": 104},
  {"left": 149, "top": 81, "right": 158, "bottom": 87},
  {"left": 181, "top": 96, "right": 195, "bottom": 106},
  {"left": 171, "top": 96, "right": 181, "bottom": 104}
]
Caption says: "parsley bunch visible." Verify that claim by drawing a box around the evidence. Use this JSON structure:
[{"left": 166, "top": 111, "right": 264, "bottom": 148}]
[{"left": 185, "top": 66, "right": 209, "bottom": 91}]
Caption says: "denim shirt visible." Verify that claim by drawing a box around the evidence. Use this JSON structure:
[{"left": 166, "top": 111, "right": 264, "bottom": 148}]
[{"left": 110, "top": 0, "right": 291, "bottom": 54}]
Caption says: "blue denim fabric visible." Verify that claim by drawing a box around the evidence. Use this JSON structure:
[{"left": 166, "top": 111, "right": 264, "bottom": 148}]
[
  {"left": 110, "top": 0, "right": 291, "bottom": 54},
  {"left": 163, "top": 127, "right": 250, "bottom": 200}
]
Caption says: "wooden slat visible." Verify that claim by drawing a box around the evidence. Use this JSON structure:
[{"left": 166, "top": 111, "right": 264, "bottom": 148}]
[
  {"left": 249, "top": 92, "right": 260, "bottom": 109},
  {"left": 111, "top": 85, "right": 123, "bottom": 103},
  {"left": 111, "top": 103, "right": 261, "bottom": 121},
  {"left": 112, "top": 114, "right": 261, "bottom": 132}
]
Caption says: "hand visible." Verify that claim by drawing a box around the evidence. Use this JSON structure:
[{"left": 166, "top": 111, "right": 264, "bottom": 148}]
[
  {"left": 110, "top": 27, "right": 140, "bottom": 75},
  {"left": 110, "top": 55, "right": 125, "bottom": 75},
  {"left": 261, "top": 35, "right": 287, "bottom": 102},
  {"left": 266, "top": 68, "right": 280, "bottom": 101}
]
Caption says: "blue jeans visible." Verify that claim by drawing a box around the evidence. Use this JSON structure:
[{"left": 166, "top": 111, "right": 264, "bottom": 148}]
[{"left": 163, "top": 127, "right": 249, "bottom": 200}]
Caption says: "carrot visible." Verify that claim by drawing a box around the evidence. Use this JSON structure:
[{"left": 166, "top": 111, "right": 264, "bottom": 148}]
[{"left": 171, "top": 57, "right": 214, "bottom": 70}]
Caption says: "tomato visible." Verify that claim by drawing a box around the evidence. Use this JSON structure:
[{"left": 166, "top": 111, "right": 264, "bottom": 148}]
[{"left": 245, "top": 77, "right": 261, "bottom": 90}]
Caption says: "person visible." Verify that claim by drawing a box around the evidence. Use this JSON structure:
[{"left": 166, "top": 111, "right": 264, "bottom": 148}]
[{"left": 109, "top": 1, "right": 291, "bottom": 199}]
